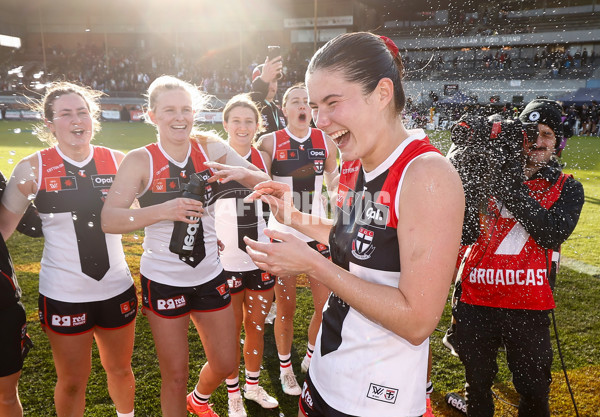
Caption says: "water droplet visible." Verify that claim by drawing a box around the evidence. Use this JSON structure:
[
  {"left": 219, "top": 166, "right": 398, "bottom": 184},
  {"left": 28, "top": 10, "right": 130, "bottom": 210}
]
[
  {"left": 261, "top": 310, "right": 267, "bottom": 315},
  {"left": 72, "top": 214, "right": 78, "bottom": 220},
  {"left": 129, "top": 216, "right": 135, "bottom": 222},
  {"left": 9, "top": 150, "right": 16, "bottom": 156},
  {"left": 240, "top": 339, "right": 245, "bottom": 345},
  {"left": 146, "top": 249, "right": 153, "bottom": 254},
  {"left": 48, "top": 213, "right": 54, "bottom": 218},
  {"left": 253, "top": 349, "right": 258, "bottom": 355},
  {"left": 88, "top": 222, "right": 94, "bottom": 227},
  {"left": 133, "top": 234, "right": 139, "bottom": 239},
  {"left": 255, "top": 325, "right": 262, "bottom": 331},
  {"left": 248, "top": 295, "right": 254, "bottom": 301},
  {"left": 13, "top": 128, "right": 21, "bottom": 134},
  {"left": 8, "top": 159, "right": 13, "bottom": 164}
]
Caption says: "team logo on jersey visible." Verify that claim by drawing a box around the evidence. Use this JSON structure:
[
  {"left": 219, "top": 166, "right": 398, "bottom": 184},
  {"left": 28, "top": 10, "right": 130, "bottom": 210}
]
[
  {"left": 308, "top": 149, "right": 326, "bottom": 159},
  {"left": 299, "top": 144, "right": 305, "bottom": 151},
  {"left": 91, "top": 174, "right": 115, "bottom": 188},
  {"left": 152, "top": 177, "right": 181, "bottom": 193},
  {"left": 45, "top": 176, "right": 77, "bottom": 191},
  {"left": 78, "top": 169, "right": 87, "bottom": 178},
  {"left": 180, "top": 170, "right": 187, "bottom": 178},
  {"left": 276, "top": 149, "right": 299, "bottom": 160},
  {"left": 366, "top": 383, "right": 398, "bottom": 404},
  {"left": 358, "top": 201, "right": 389, "bottom": 229},
  {"left": 351, "top": 227, "right": 376, "bottom": 260},
  {"left": 314, "top": 160, "right": 324, "bottom": 174}
]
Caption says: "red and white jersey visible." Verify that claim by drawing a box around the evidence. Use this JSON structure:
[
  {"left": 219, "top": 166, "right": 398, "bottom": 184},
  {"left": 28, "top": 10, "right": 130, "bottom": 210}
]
[
  {"left": 138, "top": 140, "right": 222, "bottom": 287},
  {"left": 460, "top": 174, "right": 570, "bottom": 310},
  {"left": 268, "top": 127, "right": 328, "bottom": 242},
  {"left": 33, "top": 145, "right": 132, "bottom": 302},
  {"left": 310, "top": 132, "right": 441, "bottom": 417},
  {"left": 215, "top": 147, "right": 269, "bottom": 272}
]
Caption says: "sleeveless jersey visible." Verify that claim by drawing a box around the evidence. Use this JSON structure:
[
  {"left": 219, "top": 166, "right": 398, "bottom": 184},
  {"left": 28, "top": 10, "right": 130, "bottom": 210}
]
[
  {"left": 269, "top": 127, "right": 328, "bottom": 242},
  {"left": 459, "top": 173, "right": 570, "bottom": 310},
  {"left": 310, "top": 133, "right": 441, "bottom": 417},
  {"left": 33, "top": 145, "right": 132, "bottom": 303},
  {"left": 215, "top": 148, "right": 269, "bottom": 272},
  {"left": 138, "top": 140, "right": 222, "bottom": 287}
]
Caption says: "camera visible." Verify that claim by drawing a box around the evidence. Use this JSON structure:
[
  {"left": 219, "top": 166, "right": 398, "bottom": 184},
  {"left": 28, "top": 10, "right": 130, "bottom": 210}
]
[{"left": 449, "top": 114, "right": 533, "bottom": 245}]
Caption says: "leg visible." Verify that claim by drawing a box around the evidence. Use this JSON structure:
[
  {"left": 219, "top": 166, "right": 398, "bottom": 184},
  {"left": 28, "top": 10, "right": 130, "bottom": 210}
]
[
  {"left": 146, "top": 311, "right": 191, "bottom": 417},
  {"left": 0, "top": 372, "right": 22, "bottom": 417},
  {"left": 274, "top": 275, "right": 297, "bottom": 357},
  {"left": 227, "top": 291, "right": 245, "bottom": 380},
  {"left": 504, "top": 310, "right": 552, "bottom": 417},
  {"left": 45, "top": 330, "right": 94, "bottom": 417},
  {"left": 94, "top": 320, "right": 136, "bottom": 414},
  {"left": 306, "top": 276, "right": 329, "bottom": 346},
  {"left": 242, "top": 288, "right": 274, "bottom": 373},
  {"left": 191, "top": 305, "right": 238, "bottom": 395},
  {"left": 455, "top": 303, "right": 502, "bottom": 417}
]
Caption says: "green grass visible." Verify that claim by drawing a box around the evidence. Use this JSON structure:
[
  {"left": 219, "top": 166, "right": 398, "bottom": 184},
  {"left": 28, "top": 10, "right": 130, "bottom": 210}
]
[{"left": 2, "top": 121, "right": 600, "bottom": 416}]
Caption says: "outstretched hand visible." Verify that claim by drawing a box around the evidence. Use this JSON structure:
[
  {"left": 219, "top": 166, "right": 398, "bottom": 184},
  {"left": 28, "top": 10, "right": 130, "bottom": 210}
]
[
  {"left": 244, "top": 180, "right": 297, "bottom": 225},
  {"left": 205, "top": 161, "right": 247, "bottom": 184},
  {"left": 244, "top": 228, "right": 316, "bottom": 278}
]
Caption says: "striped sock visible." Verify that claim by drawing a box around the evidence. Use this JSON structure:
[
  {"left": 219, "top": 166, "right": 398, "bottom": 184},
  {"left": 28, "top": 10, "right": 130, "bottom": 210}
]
[
  {"left": 191, "top": 389, "right": 210, "bottom": 407},
  {"left": 279, "top": 352, "right": 292, "bottom": 372},
  {"left": 426, "top": 380, "right": 434, "bottom": 398},
  {"left": 305, "top": 343, "right": 314, "bottom": 360},
  {"left": 226, "top": 376, "right": 241, "bottom": 398},
  {"left": 245, "top": 369, "right": 260, "bottom": 391}
]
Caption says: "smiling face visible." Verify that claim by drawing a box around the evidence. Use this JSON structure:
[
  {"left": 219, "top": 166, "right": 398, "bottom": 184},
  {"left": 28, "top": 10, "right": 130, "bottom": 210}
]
[
  {"left": 307, "top": 69, "right": 381, "bottom": 164},
  {"left": 46, "top": 93, "right": 94, "bottom": 149},
  {"left": 148, "top": 88, "right": 194, "bottom": 146},
  {"left": 525, "top": 123, "right": 556, "bottom": 171},
  {"left": 223, "top": 105, "right": 259, "bottom": 149},
  {"left": 283, "top": 87, "right": 310, "bottom": 132}
]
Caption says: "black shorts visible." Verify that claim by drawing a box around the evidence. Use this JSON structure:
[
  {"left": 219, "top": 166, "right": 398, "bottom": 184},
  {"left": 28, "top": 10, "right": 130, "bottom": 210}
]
[
  {"left": 0, "top": 301, "right": 29, "bottom": 377},
  {"left": 299, "top": 370, "right": 358, "bottom": 417},
  {"left": 141, "top": 271, "right": 231, "bottom": 318},
  {"left": 225, "top": 269, "right": 275, "bottom": 295},
  {"left": 39, "top": 285, "right": 137, "bottom": 335}
]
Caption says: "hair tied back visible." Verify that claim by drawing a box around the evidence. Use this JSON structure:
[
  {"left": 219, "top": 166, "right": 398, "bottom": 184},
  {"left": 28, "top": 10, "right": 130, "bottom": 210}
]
[{"left": 380, "top": 36, "right": 399, "bottom": 58}]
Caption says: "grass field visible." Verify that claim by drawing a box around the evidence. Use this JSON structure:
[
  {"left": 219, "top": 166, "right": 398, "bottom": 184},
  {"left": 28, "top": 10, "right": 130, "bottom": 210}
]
[{"left": 1, "top": 120, "right": 599, "bottom": 416}]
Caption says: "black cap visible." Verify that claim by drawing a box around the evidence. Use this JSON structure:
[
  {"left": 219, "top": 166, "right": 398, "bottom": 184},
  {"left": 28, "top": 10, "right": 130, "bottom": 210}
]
[{"left": 519, "top": 99, "right": 563, "bottom": 141}]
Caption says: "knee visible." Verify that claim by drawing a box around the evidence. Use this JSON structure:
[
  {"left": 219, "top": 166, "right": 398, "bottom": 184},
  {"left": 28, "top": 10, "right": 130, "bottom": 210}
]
[
  {"left": 103, "top": 362, "right": 134, "bottom": 380},
  {"left": 0, "top": 392, "right": 19, "bottom": 408},
  {"left": 209, "top": 356, "right": 237, "bottom": 378}
]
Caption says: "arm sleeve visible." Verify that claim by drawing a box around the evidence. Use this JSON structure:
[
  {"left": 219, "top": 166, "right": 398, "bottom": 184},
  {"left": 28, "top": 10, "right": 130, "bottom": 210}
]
[
  {"left": 204, "top": 139, "right": 253, "bottom": 169},
  {"left": 501, "top": 176, "right": 584, "bottom": 249},
  {"left": 1, "top": 161, "right": 36, "bottom": 216}
]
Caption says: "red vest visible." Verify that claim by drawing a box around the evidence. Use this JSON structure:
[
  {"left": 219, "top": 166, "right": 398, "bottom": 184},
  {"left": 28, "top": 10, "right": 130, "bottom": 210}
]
[{"left": 460, "top": 173, "right": 570, "bottom": 310}]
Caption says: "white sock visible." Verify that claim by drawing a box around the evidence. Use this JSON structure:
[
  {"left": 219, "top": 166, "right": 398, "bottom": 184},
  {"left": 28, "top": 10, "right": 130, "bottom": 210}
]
[{"left": 117, "top": 411, "right": 134, "bottom": 417}]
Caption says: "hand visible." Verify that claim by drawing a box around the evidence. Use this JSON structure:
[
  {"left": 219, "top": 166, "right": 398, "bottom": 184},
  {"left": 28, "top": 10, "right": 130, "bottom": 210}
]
[
  {"left": 205, "top": 161, "right": 247, "bottom": 184},
  {"left": 217, "top": 239, "right": 225, "bottom": 252},
  {"left": 244, "top": 180, "right": 297, "bottom": 225},
  {"left": 244, "top": 229, "right": 316, "bottom": 277},
  {"left": 161, "top": 197, "right": 204, "bottom": 223},
  {"left": 261, "top": 56, "right": 282, "bottom": 82},
  {"left": 494, "top": 157, "right": 525, "bottom": 200}
]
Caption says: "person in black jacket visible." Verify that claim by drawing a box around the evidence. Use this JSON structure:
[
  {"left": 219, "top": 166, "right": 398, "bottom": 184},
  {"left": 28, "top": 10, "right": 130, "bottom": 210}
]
[
  {"left": 455, "top": 99, "right": 585, "bottom": 417},
  {"left": 0, "top": 171, "right": 32, "bottom": 417},
  {"left": 249, "top": 56, "right": 286, "bottom": 136}
]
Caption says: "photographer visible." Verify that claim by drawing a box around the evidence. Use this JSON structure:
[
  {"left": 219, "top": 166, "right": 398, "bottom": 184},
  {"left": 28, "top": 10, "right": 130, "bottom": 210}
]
[
  {"left": 453, "top": 99, "right": 584, "bottom": 416},
  {"left": 249, "top": 50, "right": 286, "bottom": 136}
]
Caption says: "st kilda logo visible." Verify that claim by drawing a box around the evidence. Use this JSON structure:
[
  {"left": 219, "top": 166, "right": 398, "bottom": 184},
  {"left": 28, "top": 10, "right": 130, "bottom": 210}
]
[
  {"left": 313, "top": 160, "right": 324, "bottom": 174},
  {"left": 352, "top": 227, "right": 376, "bottom": 260}
]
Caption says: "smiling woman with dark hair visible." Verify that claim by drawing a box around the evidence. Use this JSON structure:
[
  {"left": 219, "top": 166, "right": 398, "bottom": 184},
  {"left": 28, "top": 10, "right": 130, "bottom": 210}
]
[{"left": 245, "top": 32, "right": 465, "bottom": 417}]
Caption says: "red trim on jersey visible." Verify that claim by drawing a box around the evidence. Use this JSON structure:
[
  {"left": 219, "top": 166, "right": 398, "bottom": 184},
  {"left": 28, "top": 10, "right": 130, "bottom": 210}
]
[
  {"left": 249, "top": 147, "right": 267, "bottom": 172},
  {"left": 337, "top": 138, "right": 440, "bottom": 228}
]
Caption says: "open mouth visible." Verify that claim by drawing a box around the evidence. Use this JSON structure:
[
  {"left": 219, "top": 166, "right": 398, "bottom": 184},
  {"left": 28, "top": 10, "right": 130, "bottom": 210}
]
[
  {"left": 171, "top": 125, "right": 187, "bottom": 130},
  {"left": 299, "top": 113, "right": 307, "bottom": 122},
  {"left": 71, "top": 128, "right": 86, "bottom": 136},
  {"left": 329, "top": 129, "right": 349, "bottom": 147}
]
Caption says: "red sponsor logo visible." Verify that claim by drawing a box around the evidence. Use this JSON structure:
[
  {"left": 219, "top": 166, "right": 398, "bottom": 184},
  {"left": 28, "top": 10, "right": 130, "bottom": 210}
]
[
  {"left": 277, "top": 150, "right": 288, "bottom": 160},
  {"left": 152, "top": 178, "right": 180, "bottom": 193},
  {"left": 261, "top": 272, "right": 271, "bottom": 282},
  {"left": 216, "top": 284, "right": 228, "bottom": 296},
  {"left": 120, "top": 301, "right": 131, "bottom": 314},
  {"left": 316, "top": 243, "right": 328, "bottom": 252}
]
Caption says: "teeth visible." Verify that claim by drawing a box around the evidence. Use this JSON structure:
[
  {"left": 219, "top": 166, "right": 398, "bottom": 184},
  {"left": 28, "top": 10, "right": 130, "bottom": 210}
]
[
  {"left": 329, "top": 130, "right": 348, "bottom": 140},
  {"left": 172, "top": 125, "right": 186, "bottom": 129}
]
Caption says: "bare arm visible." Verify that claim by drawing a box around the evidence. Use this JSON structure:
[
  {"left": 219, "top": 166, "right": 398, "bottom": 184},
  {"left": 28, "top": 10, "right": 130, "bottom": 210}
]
[
  {"left": 246, "top": 154, "right": 464, "bottom": 344},
  {"left": 101, "top": 149, "right": 204, "bottom": 234}
]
